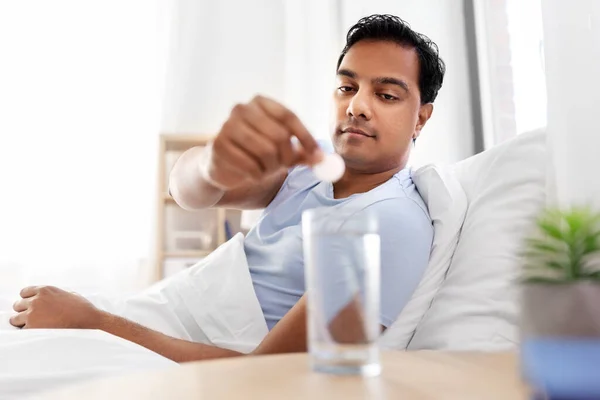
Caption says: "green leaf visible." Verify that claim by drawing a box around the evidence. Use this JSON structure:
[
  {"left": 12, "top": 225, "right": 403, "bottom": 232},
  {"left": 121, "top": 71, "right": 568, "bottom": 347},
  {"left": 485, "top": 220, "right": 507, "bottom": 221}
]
[
  {"left": 564, "top": 211, "right": 585, "bottom": 233},
  {"left": 524, "top": 238, "right": 565, "bottom": 254},
  {"left": 581, "top": 271, "right": 600, "bottom": 280},
  {"left": 523, "top": 258, "right": 569, "bottom": 270},
  {"left": 583, "top": 234, "right": 600, "bottom": 254},
  {"left": 521, "top": 277, "right": 566, "bottom": 284},
  {"left": 537, "top": 219, "right": 565, "bottom": 240},
  {"left": 524, "top": 206, "right": 600, "bottom": 282},
  {"left": 584, "top": 242, "right": 600, "bottom": 254}
]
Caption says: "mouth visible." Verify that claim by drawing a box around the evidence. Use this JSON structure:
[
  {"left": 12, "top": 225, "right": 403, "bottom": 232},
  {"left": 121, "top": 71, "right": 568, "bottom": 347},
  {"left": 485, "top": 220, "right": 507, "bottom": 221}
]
[{"left": 341, "top": 127, "right": 375, "bottom": 138}]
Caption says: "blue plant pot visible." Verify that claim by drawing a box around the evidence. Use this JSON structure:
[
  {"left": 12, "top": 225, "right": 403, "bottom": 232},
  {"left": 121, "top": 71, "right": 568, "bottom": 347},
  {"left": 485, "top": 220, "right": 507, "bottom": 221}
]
[
  {"left": 520, "top": 283, "right": 600, "bottom": 399},
  {"left": 521, "top": 338, "right": 600, "bottom": 400}
]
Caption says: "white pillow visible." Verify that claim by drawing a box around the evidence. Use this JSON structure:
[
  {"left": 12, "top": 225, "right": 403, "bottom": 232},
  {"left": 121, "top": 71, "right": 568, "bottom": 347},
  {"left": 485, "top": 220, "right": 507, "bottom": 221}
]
[
  {"left": 408, "top": 129, "right": 547, "bottom": 350},
  {"left": 88, "top": 233, "right": 268, "bottom": 354},
  {"left": 379, "top": 165, "right": 467, "bottom": 349}
]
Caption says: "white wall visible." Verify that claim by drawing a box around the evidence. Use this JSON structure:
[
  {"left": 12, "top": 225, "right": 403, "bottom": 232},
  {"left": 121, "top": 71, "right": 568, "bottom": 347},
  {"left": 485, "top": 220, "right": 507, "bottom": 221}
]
[{"left": 341, "top": 0, "right": 475, "bottom": 167}]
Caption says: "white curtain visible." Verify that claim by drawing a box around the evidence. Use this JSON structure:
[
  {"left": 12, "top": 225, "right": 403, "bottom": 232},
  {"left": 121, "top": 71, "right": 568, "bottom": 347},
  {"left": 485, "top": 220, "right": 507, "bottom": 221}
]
[
  {"left": 0, "top": 1, "right": 165, "bottom": 296},
  {"left": 281, "top": 0, "right": 342, "bottom": 140},
  {"left": 541, "top": 0, "right": 600, "bottom": 208},
  {"left": 160, "top": 0, "right": 286, "bottom": 134},
  {"left": 474, "top": 0, "right": 547, "bottom": 148},
  {"left": 160, "top": 0, "right": 340, "bottom": 141}
]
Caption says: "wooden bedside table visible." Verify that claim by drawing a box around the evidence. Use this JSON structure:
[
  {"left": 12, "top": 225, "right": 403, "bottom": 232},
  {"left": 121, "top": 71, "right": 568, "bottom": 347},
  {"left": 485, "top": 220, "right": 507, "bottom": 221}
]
[{"left": 40, "top": 351, "right": 528, "bottom": 399}]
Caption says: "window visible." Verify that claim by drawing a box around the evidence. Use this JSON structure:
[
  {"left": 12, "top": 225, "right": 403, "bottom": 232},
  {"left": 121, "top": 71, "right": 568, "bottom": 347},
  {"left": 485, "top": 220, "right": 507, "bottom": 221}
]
[
  {"left": 506, "top": 0, "right": 547, "bottom": 135},
  {"left": 474, "top": 0, "right": 547, "bottom": 148}
]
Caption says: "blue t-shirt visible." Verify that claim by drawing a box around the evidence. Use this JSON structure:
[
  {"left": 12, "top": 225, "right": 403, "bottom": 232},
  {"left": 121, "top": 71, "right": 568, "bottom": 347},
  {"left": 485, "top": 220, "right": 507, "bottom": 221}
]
[{"left": 244, "top": 164, "right": 433, "bottom": 330}]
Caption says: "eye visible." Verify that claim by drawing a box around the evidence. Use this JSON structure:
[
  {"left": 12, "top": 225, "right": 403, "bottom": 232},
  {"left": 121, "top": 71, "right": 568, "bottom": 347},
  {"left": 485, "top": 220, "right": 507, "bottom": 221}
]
[
  {"left": 378, "top": 93, "right": 398, "bottom": 101},
  {"left": 338, "top": 86, "right": 355, "bottom": 93}
]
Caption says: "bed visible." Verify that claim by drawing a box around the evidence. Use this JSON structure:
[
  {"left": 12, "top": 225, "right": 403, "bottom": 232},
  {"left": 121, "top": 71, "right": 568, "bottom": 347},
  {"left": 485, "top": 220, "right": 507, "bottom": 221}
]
[{"left": 0, "top": 130, "right": 547, "bottom": 398}]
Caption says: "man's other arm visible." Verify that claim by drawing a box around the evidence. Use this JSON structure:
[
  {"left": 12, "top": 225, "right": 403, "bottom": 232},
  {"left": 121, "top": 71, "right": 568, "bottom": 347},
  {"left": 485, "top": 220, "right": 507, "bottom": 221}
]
[
  {"left": 94, "top": 295, "right": 308, "bottom": 362},
  {"left": 10, "top": 286, "right": 308, "bottom": 363}
]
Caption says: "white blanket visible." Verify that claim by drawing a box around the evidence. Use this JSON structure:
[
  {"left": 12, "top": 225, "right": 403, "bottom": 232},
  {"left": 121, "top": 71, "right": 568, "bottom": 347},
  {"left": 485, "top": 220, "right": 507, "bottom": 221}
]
[
  {"left": 0, "top": 233, "right": 268, "bottom": 398},
  {"left": 0, "top": 330, "right": 177, "bottom": 399}
]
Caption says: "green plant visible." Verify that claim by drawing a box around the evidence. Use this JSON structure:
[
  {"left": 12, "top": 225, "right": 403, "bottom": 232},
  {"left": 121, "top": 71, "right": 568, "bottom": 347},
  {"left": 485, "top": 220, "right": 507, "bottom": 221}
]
[{"left": 522, "top": 206, "right": 600, "bottom": 284}]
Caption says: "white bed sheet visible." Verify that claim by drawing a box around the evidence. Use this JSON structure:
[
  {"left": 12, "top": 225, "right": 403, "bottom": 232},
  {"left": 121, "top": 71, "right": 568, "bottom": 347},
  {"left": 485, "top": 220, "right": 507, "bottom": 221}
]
[
  {"left": 0, "top": 329, "right": 177, "bottom": 399},
  {"left": 0, "top": 313, "right": 17, "bottom": 332}
]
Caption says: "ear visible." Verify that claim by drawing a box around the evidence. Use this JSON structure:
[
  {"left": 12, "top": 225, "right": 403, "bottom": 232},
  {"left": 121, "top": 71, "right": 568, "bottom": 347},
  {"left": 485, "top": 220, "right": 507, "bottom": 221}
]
[{"left": 413, "top": 103, "right": 433, "bottom": 140}]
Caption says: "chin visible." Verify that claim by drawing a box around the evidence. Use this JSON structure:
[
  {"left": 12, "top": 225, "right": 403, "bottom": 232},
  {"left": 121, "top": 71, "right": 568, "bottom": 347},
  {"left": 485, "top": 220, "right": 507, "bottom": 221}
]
[{"left": 335, "top": 144, "right": 372, "bottom": 169}]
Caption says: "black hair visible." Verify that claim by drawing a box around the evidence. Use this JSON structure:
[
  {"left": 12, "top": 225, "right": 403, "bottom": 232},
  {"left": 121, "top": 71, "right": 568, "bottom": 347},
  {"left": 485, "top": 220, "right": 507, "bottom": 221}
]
[{"left": 337, "top": 14, "right": 446, "bottom": 105}]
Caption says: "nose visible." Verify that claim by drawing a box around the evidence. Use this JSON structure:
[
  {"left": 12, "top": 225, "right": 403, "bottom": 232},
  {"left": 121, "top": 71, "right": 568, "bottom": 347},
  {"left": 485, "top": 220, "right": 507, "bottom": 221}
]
[{"left": 346, "top": 89, "right": 372, "bottom": 121}]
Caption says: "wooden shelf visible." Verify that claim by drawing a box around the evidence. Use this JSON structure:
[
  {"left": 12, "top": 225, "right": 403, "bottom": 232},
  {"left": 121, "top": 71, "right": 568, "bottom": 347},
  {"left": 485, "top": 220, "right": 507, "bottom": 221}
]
[
  {"left": 163, "top": 250, "right": 212, "bottom": 258},
  {"left": 155, "top": 133, "right": 243, "bottom": 282}
]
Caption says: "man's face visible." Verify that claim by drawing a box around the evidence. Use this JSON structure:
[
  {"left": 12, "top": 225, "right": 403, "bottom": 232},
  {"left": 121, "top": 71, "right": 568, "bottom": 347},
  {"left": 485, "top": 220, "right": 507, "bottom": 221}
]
[{"left": 332, "top": 40, "right": 432, "bottom": 173}]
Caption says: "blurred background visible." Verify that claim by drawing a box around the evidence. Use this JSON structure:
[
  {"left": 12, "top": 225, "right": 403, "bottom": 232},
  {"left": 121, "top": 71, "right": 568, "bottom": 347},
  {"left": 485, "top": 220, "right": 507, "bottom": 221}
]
[{"left": 0, "top": 0, "right": 546, "bottom": 297}]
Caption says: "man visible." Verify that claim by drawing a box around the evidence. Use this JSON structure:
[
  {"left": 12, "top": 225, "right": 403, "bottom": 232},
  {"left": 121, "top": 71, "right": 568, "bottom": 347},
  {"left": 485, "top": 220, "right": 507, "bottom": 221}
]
[{"left": 10, "top": 14, "right": 445, "bottom": 362}]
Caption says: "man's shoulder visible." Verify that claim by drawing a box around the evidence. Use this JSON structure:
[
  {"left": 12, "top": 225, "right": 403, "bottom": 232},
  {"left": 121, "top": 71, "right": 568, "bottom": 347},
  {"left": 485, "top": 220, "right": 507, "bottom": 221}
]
[
  {"left": 355, "top": 196, "right": 433, "bottom": 251},
  {"left": 364, "top": 169, "right": 429, "bottom": 218},
  {"left": 353, "top": 170, "right": 432, "bottom": 239}
]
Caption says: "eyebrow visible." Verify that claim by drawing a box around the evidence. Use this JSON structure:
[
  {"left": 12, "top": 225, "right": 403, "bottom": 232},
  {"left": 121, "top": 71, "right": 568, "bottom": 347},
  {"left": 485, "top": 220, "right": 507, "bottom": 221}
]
[{"left": 337, "top": 68, "right": 410, "bottom": 93}]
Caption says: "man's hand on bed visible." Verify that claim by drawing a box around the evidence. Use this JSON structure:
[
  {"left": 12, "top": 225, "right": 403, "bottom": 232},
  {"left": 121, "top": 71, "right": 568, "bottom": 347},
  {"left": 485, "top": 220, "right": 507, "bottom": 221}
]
[
  {"left": 9, "top": 286, "right": 104, "bottom": 329},
  {"left": 7, "top": 287, "right": 312, "bottom": 364},
  {"left": 7, "top": 286, "right": 310, "bottom": 363}
]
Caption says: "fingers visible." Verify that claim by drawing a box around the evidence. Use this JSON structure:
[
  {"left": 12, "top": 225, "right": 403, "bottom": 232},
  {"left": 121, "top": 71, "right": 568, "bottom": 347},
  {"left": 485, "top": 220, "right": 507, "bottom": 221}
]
[
  {"left": 211, "top": 95, "right": 320, "bottom": 189},
  {"left": 226, "top": 118, "right": 279, "bottom": 173},
  {"left": 13, "top": 298, "right": 31, "bottom": 312},
  {"left": 253, "top": 96, "right": 322, "bottom": 164},
  {"left": 212, "top": 136, "right": 263, "bottom": 181},
  {"left": 243, "top": 101, "right": 295, "bottom": 167},
  {"left": 9, "top": 312, "right": 27, "bottom": 328},
  {"left": 20, "top": 286, "right": 40, "bottom": 298}
]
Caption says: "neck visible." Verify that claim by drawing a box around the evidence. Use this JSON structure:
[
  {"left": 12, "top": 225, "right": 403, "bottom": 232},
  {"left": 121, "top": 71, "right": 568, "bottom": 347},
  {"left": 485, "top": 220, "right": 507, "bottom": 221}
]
[{"left": 332, "top": 164, "right": 404, "bottom": 199}]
